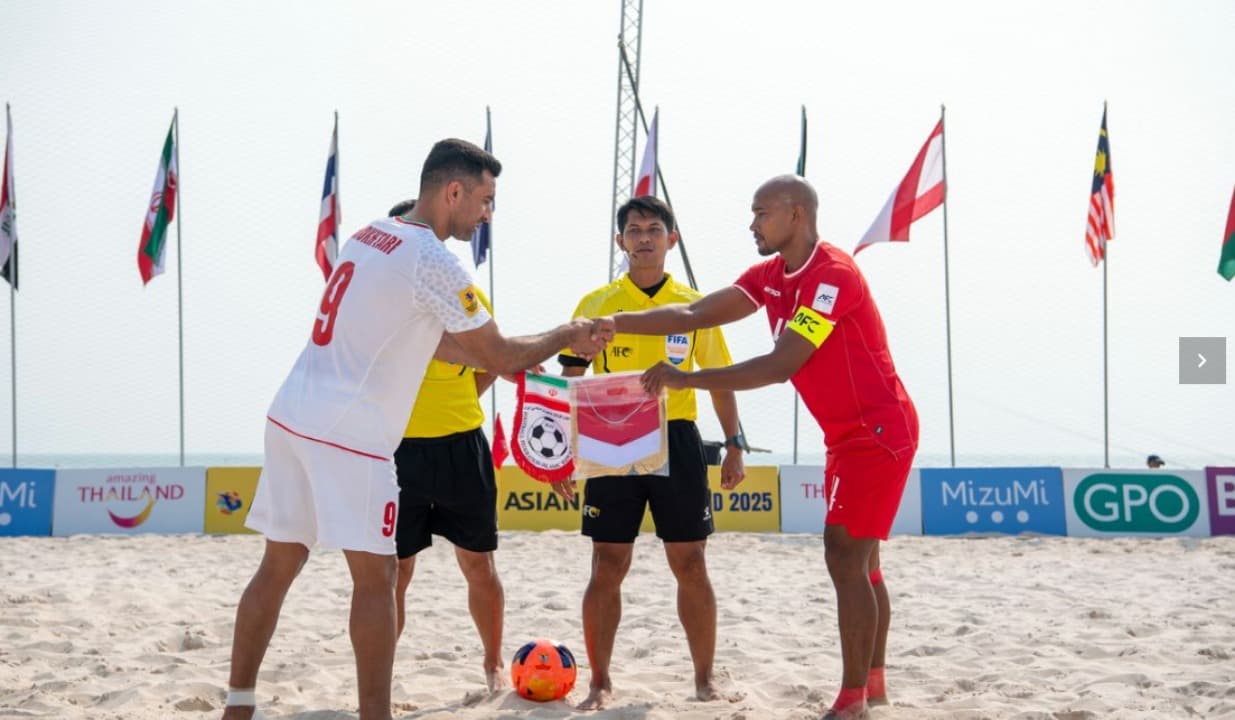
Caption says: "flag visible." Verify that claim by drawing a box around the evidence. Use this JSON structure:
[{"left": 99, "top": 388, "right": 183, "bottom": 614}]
[
  {"left": 0, "top": 104, "right": 16, "bottom": 289},
  {"left": 315, "top": 114, "right": 341, "bottom": 282},
  {"left": 511, "top": 372, "right": 574, "bottom": 483},
  {"left": 1220, "top": 186, "right": 1235, "bottom": 281},
  {"left": 1085, "top": 107, "right": 1115, "bottom": 266},
  {"left": 137, "top": 113, "right": 178, "bottom": 285},
  {"left": 470, "top": 108, "right": 492, "bottom": 267},
  {"left": 634, "top": 107, "right": 658, "bottom": 197},
  {"left": 795, "top": 105, "right": 807, "bottom": 176},
  {"left": 854, "top": 119, "right": 945, "bottom": 255},
  {"left": 491, "top": 412, "right": 510, "bottom": 469}
]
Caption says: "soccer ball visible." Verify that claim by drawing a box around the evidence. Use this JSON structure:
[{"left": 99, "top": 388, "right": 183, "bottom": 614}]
[
  {"left": 510, "top": 638, "right": 577, "bottom": 702},
  {"left": 528, "top": 418, "right": 568, "bottom": 460}
]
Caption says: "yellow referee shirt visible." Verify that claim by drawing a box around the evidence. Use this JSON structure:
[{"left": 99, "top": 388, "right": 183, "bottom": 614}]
[
  {"left": 562, "top": 273, "right": 732, "bottom": 422},
  {"left": 403, "top": 289, "right": 494, "bottom": 438}
]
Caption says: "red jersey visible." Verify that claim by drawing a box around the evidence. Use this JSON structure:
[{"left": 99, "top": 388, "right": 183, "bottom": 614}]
[{"left": 734, "top": 241, "right": 917, "bottom": 457}]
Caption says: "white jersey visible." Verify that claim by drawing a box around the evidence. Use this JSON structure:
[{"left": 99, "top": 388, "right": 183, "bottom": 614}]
[{"left": 267, "top": 217, "right": 490, "bottom": 458}]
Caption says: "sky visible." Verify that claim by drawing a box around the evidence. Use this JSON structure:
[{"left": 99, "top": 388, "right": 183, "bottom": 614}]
[{"left": 0, "top": 0, "right": 1232, "bottom": 468}]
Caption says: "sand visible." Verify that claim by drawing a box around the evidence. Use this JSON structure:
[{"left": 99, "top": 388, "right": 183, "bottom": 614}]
[{"left": 1, "top": 531, "right": 1233, "bottom": 719}]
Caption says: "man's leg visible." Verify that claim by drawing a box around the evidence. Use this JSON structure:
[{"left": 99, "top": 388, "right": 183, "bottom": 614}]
[
  {"left": 823, "top": 524, "right": 878, "bottom": 719},
  {"left": 395, "top": 555, "right": 416, "bottom": 637},
  {"left": 663, "top": 540, "right": 724, "bottom": 700},
  {"left": 342, "top": 550, "right": 398, "bottom": 720},
  {"left": 578, "top": 542, "right": 634, "bottom": 711},
  {"left": 866, "top": 542, "right": 890, "bottom": 705},
  {"left": 221, "top": 540, "right": 309, "bottom": 720},
  {"left": 454, "top": 547, "right": 505, "bottom": 691}
]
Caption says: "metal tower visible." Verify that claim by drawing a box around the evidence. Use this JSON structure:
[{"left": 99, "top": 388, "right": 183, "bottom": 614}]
[{"left": 608, "top": 0, "right": 644, "bottom": 282}]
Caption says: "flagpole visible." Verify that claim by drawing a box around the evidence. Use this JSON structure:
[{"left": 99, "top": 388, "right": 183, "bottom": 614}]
[
  {"left": 1102, "top": 100, "right": 1110, "bottom": 469},
  {"left": 174, "top": 108, "right": 185, "bottom": 467},
  {"left": 939, "top": 104, "right": 957, "bottom": 467},
  {"left": 793, "top": 105, "right": 807, "bottom": 465},
  {"left": 485, "top": 106, "right": 497, "bottom": 434},
  {"left": 6, "top": 102, "right": 13, "bottom": 468}
]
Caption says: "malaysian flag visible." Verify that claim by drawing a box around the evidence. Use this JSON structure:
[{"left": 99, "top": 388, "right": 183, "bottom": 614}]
[
  {"left": 315, "top": 113, "right": 340, "bottom": 281},
  {"left": 1085, "top": 107, "right": 1115, "bottom": 265}
]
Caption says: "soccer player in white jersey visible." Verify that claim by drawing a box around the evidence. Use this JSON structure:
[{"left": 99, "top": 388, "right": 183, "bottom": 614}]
[{"left": 221, "top": 138, "right": 613, "bottom": 720}]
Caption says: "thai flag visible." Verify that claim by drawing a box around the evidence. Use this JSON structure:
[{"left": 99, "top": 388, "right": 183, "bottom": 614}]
[{"left": 315, "top": 115, "right": 340, "bottom": 281}]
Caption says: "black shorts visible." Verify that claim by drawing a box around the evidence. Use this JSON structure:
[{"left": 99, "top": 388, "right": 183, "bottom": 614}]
[
  {"left": 581, "top": 420, "right": 714, "bottom": 543},
  {"left": 394, "top": 428, "right": 497, "bottom": 559}
]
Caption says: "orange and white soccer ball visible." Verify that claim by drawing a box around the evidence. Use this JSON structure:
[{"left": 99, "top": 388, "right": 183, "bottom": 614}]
[{"left": 510, "top": 638, "right": 577, "bottom": 702}]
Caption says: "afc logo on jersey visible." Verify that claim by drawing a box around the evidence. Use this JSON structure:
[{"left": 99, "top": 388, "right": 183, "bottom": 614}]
[
  {"left": 812, "top": 282, "right": 839, "bottom": 315},
  {"left": 665, "top": 334, "right": 691, "bottom": 366},
  {"left": 458, "top": 286, "right": 481, "bottom": 316}
]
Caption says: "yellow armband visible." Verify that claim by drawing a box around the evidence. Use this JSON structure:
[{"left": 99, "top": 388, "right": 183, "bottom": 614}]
[{"left": 786, "top": 306, "right": 834, "bottom": 348}]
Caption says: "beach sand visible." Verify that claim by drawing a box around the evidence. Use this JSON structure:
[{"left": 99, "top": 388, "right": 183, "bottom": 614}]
[{"left": 1, "top": 531, "right": 1233, "bottom": 719}]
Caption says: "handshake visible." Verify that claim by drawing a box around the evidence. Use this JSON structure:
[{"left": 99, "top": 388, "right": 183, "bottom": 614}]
[{"left": 566, "top": 316, "right": 616, "bottom": 361}]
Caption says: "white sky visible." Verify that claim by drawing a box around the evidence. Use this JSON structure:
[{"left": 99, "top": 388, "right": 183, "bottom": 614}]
[{"left": 0, "top": 0, "right": 1232, "bottom": 467}]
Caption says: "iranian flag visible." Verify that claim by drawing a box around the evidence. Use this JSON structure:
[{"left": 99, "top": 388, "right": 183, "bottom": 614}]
[
  {"left": 138, "top": 114, "right": 178, "bottom": 285},
  {"left": 1220, "top": 186, "right": 1235, "bottom": 282},
  {"left": 854, "top": 119, "right": 945, "bottom": 255},
  {"left": 511, "top": 373, "right": 574, "bottom": 483}
]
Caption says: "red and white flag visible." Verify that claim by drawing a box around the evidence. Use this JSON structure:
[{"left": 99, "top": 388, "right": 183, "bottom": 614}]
[
  {"left": 315, "top": 115, "right": 340, "bottom": 281},
  {"left": 854, "top": 120, "right": 945, "bottom": 255},
  {"left": 634, "top": 108, "right": 658, "bottom": 198}
]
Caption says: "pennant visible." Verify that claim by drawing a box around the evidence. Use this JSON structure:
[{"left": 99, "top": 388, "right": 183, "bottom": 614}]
[{"left": 511, "top": 373, "right": 574, "bottom": 483}]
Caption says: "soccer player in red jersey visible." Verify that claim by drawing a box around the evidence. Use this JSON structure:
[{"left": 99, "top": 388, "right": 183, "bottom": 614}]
[{"left": 609, "top": 175, "right": 918, "bottom": 720}]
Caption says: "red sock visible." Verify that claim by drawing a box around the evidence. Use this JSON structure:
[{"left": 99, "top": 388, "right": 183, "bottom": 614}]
[
  {"left": 831, "top": 686, "right": 867, "bottom": 713},
  {"left": 866, "top": 667, "right": 886, "bottom": 698}
]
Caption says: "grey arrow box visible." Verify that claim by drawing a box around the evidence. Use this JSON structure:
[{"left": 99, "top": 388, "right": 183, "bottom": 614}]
[{"left": 1179, "top": 337, "right": 1226, "bottom": 384}]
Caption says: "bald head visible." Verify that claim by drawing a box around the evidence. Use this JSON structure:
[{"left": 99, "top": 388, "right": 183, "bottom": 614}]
[{"left": 754, "top": 174, "right": 818, "bottom": 218}]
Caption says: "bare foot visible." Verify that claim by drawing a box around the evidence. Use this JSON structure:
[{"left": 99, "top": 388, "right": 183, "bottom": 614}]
[
  {"left": 696, "top": 681, "right": 745, "bottom": 702},
  {"left": 577, "top": 686, "right": 613, "bottom": 711},
  {"left": 485, "top": 668, "right": 508, "bottom": 693}
]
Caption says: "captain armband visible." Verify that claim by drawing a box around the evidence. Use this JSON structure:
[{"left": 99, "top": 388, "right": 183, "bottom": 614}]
[{"left": 786, "top": 306, "right": 834, "bottom": 348}]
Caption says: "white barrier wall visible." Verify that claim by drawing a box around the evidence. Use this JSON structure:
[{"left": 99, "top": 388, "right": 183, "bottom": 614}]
[
  {"left": 778, "top": 465, "right": 921, "bottom": 535},
  {"left": 53, "top": 467, "right": 207, "bottom": 536},
  {"left": 1063, "top": 469, "right": 1211, "bottom": 538}
]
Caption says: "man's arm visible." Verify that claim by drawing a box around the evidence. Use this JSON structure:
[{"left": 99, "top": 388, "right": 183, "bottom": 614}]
[
  {"left": 643, "top": 329, "right": 816, "bottom": 395},
  {"left": 611, "top": 286, "right": 757, "bottom": 335},
  {"left": 448, "top": 317, "right": 612, "bottom": 376},
  {"left": 474, "top": 371, "right": 497, "bottom": 396},
  {"left": 708, "top": 389, "right": 747, "bottom": 489}
]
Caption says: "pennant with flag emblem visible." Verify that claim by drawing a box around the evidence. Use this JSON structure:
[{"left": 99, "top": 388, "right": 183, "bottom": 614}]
[
  {"left": 315, "top": 114, "right": 341, "bottom": 281},
  {"left": 0, "top": 104, "right": 16, "bottom": 289},
  {"left": 634, "top": 108, "right": 658, "bottom": 198},
  {"left": 1219, "top": 186, "right": 1235, "bottom": 282},
  {"left": 1085, "top": 107, "right": 1115, "bottom": 266},
  {"left": 137, "top": 113, "right": 178, "bottom": 285},
  {"left": 855, "top": 119, "right": 944, "bottom": 255},
  {"left": 511, "top": 373, "right": 574, "bottom": 483}
]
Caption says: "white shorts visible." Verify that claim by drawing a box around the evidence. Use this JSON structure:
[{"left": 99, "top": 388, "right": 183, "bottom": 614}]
[{"left": 245, "top": 420, "right": 400, "bottom": 555}]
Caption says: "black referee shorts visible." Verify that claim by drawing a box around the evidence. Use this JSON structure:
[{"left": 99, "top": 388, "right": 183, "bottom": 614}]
[
  {"left": 393, "top": 427, "right": 497, "bottom": 559},
  {"left": 581, "top": 420, "right": 714, "bottom": 543}
]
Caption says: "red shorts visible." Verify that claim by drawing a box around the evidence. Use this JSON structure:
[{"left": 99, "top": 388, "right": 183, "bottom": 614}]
[{"left": 824, "top": 442, "right": 915, "bottom": 540}]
